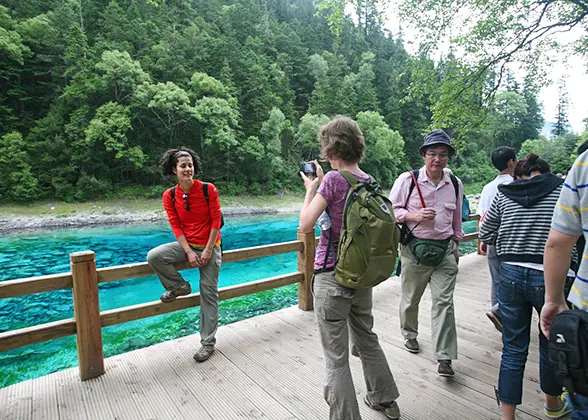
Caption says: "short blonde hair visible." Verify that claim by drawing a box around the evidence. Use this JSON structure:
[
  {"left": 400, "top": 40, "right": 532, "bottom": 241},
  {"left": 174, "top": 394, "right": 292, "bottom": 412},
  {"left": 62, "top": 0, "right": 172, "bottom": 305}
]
[{"left": 318, "top": 116, "right": 365, "bottom": 163}]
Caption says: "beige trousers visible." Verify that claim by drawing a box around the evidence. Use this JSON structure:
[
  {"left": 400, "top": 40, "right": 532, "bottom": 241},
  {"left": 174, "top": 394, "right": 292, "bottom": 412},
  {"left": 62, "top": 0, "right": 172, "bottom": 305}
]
[{"left": 399, "top": 243, "right": 459, "bottom": 360}]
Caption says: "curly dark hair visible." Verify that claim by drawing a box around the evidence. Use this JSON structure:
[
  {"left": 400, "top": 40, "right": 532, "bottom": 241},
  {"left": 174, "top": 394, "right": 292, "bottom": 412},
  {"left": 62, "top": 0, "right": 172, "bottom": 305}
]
[
  {"left": 318, "top": 116, "right": 365, "bottom": 163},
  {"left": 159, "top": 147, "right": 202, "bottom": 176}
]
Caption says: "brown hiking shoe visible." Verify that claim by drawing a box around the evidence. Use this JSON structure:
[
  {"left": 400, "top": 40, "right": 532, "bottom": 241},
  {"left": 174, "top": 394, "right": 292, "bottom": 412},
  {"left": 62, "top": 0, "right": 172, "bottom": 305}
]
[
  {"left": 438, "top": 360, "right": 455, "bottom": 377},
  {"left": 193, "top": 345, "right": 215, "bottom": 363},
  {"left": 404, "top": 338, "right": 419, "bottom": 353},
  {"left": 160, "top": 283, "right": 191, "bottom": 303}
]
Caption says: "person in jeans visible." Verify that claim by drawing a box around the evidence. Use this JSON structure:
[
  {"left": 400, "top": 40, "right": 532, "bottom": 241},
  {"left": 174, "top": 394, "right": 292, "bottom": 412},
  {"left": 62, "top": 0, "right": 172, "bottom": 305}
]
[
  {"left": 299, "top": 116, "right": 401, "bottom": 420},
  {"left": 147, "top": 147, "right": 222, "bottom": 363},
  {"left": 480, "top": 154, "right": 573, "bottom": 420},
  {"left": 477, "top": 146, "right": 516, "bottom": 332},
  {"left": 542, "top": 148, "right": 588, "bottom": 420},
  {"left": 389, "top": 129, "right": 464, "bottom": 377}
]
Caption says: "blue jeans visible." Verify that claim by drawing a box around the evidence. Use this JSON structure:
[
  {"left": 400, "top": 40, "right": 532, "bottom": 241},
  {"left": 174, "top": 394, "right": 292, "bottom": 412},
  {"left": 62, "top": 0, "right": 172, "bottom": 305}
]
[
  {"left": 572, "top": 394, "right": 588, "bottom": 420},
  {"left": 497, "top": 263, "right": 562, "bottom": 405}
]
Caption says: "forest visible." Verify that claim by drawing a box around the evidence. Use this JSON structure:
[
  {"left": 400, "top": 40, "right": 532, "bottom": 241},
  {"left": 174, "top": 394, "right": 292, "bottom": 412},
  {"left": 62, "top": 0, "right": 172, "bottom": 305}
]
[{"left": 1, "top": 0, "right": 586, "bottom": 202}]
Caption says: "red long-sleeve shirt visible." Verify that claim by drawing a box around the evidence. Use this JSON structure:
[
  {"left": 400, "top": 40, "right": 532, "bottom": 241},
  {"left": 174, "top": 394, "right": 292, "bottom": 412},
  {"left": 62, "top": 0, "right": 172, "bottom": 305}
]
[{"left": 163, "top": 181, "right": 222, "bottom": 247}]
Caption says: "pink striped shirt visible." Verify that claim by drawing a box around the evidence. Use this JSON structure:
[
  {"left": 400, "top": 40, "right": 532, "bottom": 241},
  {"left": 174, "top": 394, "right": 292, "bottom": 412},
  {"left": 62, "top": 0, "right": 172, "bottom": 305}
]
[{"left": 389, "top": 167, "right": 464, "bottom": 240}]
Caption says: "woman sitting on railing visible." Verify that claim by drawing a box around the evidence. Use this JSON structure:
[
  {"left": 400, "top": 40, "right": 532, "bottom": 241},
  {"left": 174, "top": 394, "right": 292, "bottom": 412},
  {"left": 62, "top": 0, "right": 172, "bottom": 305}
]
[
  {"left": 480, "top": 154, "right": 574, "bottom": 420},
  {"left": 147, "top": 147, "right": 222, "bottom": 363}
]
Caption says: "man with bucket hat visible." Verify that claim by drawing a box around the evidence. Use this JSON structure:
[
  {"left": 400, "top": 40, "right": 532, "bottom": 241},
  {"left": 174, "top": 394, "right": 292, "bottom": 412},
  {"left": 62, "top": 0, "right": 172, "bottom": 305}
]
[{"left": 389, "top": 129, "right": 464, "bottom": 377}]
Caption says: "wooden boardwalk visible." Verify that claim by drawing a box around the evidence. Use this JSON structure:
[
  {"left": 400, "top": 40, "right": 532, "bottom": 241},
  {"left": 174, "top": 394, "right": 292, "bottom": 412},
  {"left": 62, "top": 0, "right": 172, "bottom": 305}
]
[{"left": 0, "top": 253, "right": 562, "bottom": 420}]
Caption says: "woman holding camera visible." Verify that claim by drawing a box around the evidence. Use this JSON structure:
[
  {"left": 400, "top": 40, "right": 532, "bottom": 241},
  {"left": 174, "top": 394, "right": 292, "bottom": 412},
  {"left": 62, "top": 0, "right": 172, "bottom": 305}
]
[
  {"left": 147, "top": 147, "right": 222, "bottom": 363},
  {"left": 299, "top": 116, "right": 400, "bottom": 420}
]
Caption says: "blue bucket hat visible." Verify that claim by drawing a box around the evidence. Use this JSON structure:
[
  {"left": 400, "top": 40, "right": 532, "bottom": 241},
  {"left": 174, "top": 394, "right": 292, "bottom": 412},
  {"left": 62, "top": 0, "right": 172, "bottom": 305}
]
[{"left": 418, "top": 129, "right": 455, "bottom": 157}]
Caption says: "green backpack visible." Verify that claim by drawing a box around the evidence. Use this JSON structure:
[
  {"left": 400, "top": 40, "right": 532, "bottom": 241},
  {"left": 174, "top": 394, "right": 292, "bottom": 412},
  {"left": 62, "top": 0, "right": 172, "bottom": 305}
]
[{"left": 331, "top": 170, "right": 401, "bottom": 289}]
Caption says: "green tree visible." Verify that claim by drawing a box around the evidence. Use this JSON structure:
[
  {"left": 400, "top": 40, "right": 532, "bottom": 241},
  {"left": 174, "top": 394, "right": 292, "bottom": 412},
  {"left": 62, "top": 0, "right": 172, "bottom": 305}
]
[
  {"left": 356, "top": 111, "right": 406, "bottom": 185},
  {"left": 85, "top": 102, "right": 146, "bottom": 171},
  {"left": 0, "top": 131, "right": 38, "bottom": 201},
  {"left": 96, "top": 50, "right": 151, "bottom": 102},
  {"left": 295, "top": 113, "right": 330, "bottom": 160},
  {"left": 553, "top": 80, "right": 570, "bottom": 138}
]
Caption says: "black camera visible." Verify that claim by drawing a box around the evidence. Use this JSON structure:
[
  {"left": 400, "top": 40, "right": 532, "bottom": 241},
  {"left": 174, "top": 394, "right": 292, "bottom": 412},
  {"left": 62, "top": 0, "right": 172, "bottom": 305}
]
[{"left": 300, "top": 162, "right": 317, "bottom": 177}]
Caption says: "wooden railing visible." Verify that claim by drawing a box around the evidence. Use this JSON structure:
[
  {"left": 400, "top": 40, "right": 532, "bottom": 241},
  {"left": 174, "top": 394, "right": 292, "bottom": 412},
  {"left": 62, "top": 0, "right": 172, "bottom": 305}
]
[{"left": 0, "top": 216, "right": 480, "bottom": 381}]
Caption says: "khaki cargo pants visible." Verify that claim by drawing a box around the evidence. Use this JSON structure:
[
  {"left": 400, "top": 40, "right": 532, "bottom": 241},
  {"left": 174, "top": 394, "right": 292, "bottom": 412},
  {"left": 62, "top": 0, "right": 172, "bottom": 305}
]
[
  {"left": 147, "top": 242, "right": 222, "bottom": 346},
  {"left": 314, "top": 271, "right": 400, "bottom": 420},
  {"left": 399, "top": 243, "right": 458, "bottom": 360}
]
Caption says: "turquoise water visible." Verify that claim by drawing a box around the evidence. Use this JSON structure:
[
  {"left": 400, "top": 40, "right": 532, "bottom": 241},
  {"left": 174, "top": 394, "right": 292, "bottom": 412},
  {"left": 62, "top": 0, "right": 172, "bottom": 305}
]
[{"left": 0, "top": 216, "right": 478, "bottom": 388}]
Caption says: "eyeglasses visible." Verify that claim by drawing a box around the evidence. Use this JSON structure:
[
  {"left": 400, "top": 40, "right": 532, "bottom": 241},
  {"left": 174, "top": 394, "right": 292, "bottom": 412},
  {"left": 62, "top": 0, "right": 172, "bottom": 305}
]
[
  {"left": 425, "top": 152, "right": 449, "bottom": 160},
  {"left": 182, "top": 193, "right": 190, "bottom": 211}
]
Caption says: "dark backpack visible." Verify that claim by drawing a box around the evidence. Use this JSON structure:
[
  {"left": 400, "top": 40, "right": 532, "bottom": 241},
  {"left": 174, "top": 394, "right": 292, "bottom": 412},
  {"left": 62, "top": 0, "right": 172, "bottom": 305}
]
[
  {"left": 548, "top": 309, "right": 588, "bottom": 405},
  {"left": 170, "top": 183, "right": 225, "bottom": 228},
  {"left": 408, "top": 169, "right": 470, "bottom": 222}
]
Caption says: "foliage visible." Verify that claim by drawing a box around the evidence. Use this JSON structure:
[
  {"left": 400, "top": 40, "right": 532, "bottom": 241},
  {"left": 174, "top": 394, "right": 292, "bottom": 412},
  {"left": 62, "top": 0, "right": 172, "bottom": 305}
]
[
  {"left": 0, "top": 131, "right": 38, "bottom": 201},
  {"left": 520, "top": 133, "right": 580, "bottom": 174},
  {"left": 398, "top": 0, "right": 587, "bottom": 136},
  {"left": 0, "top": 0, "right": 552, "bottom": 202}
]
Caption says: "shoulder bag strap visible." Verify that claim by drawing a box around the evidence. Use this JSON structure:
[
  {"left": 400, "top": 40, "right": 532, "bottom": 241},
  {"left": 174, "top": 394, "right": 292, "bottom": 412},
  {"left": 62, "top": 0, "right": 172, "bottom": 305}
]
[{"left": 409, "top": 170, "right": 426, "bottom": 208}]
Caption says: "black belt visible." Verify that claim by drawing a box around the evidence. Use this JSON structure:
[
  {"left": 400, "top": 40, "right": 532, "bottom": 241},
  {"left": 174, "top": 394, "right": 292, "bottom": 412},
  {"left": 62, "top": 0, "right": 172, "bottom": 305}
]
[{"left": 313, "top": 267, "right": 335, "bottom": 274}]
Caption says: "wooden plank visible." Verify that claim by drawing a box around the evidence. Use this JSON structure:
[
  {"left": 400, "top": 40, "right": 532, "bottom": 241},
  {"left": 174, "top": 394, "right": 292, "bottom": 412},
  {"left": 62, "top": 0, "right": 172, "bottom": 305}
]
[
  {"left": 0, "top": 379, "right": 32, "bottom": 420},
  {"left": 70, "top": 251, "right": 105, "bottom": 381},
  {"left": 130, "top": 340, "right": 211, "bottom": 420},
  {"left": 100, "top": 272, "right": 302, "bottom": 327},
  {"left": 269, "top": 308, "right": 503, "bottom": 420},
  {"left": 155, "top": 334, "right": 271, "bottom": 420},
  {"left": 54, "top": 369, "right": 89, "bottom": 420},
  {"left": 0, "top": 272, "right": 72, "bottom": 299},
  {"left": 97, "top": 240, "right": 303, "bottom": 284},
  {"left": 0, "top": 319, "right": 76, "bottom": 352},
  {"left": 226, "top": 311, "right": 488, "bottom": 420},
  {"left": 107, "top": 348, "right": 184, "bottom": 419},
  {"left": 84, "top": 358, "right": 144, "bottom": 419},
  {"left": 31, "top": 374, "right": 59, "bottom": 420},
  {"left": 468, "top": 214, "right": 481, "bottom": 221}
]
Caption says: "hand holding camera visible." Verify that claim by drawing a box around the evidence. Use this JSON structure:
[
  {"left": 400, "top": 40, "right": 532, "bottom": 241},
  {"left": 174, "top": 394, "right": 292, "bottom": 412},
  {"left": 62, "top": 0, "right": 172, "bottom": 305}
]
[{"left": 299, "top": 160, "right": 324, "bottom": 191}]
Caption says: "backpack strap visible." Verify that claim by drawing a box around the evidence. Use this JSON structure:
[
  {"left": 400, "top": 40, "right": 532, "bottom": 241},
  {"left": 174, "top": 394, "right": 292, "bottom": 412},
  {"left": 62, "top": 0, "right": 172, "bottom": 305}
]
[
  {"left": 338, "top": 170, "right": 361, "bottom": 188},
  {"left": 171, "top": 185, "right": 176, "bottom": 205},
  {"left": 448, "top": 173, "right": 459, "bottom": 203},
  {"left": 202, "top": 182, "right": 210, "bottom": 205}
]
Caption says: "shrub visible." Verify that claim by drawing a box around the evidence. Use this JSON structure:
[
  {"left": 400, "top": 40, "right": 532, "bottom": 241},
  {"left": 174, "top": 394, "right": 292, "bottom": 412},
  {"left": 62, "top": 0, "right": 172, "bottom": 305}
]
[
  {"left": 248, "top": 182, "right": 262, "bottom": 195},
  {"left": 74, "top": 174, "right": 113, "bottom": 201},
  {"left": 217, "top": 181, "right": 246, "bottom": 196}
]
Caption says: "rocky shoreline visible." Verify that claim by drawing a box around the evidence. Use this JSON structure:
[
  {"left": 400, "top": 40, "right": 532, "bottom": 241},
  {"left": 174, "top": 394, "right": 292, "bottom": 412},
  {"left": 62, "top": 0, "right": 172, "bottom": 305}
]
[
  {"left": 0, "top": 204, "right": 303, "bottom": 233},
  {"left": 0, "top": 195, "right": 479, "bottom": 234}
]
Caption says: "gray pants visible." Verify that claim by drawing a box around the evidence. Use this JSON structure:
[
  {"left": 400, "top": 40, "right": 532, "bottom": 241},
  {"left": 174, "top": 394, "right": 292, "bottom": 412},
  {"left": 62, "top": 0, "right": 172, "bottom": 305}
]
[
  {"left": 314, "top": 271, "right": 400, "bottom": 420},
  {"left": 487, "top": 245, "right": 501, "bottom": 306},
  {"left": 147, "top": 242, "right": 222, "bottom": 346},
  {"left": 399, "top": 243, "right": 458, "bottom": 360}
]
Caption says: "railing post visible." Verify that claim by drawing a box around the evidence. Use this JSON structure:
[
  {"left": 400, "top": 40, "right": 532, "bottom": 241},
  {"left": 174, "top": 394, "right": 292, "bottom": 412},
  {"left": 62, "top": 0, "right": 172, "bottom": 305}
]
[
  {"left": 297, "top": 229, "right": 315, "bottom": 311},
  {"left": 70, "top": 251, "right": 105, "bottom": 380}
]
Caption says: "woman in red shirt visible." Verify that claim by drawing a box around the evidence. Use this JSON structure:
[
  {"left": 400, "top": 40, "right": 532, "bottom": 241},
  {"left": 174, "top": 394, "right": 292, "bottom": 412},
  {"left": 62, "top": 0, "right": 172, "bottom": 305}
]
[{"left": 147, "top": 147, "right": 222, "bottom": 363}]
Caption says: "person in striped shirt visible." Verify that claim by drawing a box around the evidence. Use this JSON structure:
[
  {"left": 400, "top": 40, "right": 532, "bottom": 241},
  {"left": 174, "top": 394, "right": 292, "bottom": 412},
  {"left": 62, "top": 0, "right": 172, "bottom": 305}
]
[
  {"left": 480, "top": 154, "right": 573, "bottom": 420},
  {"left": 542, "top": 149, "right": 588, "bottom": 419}
]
